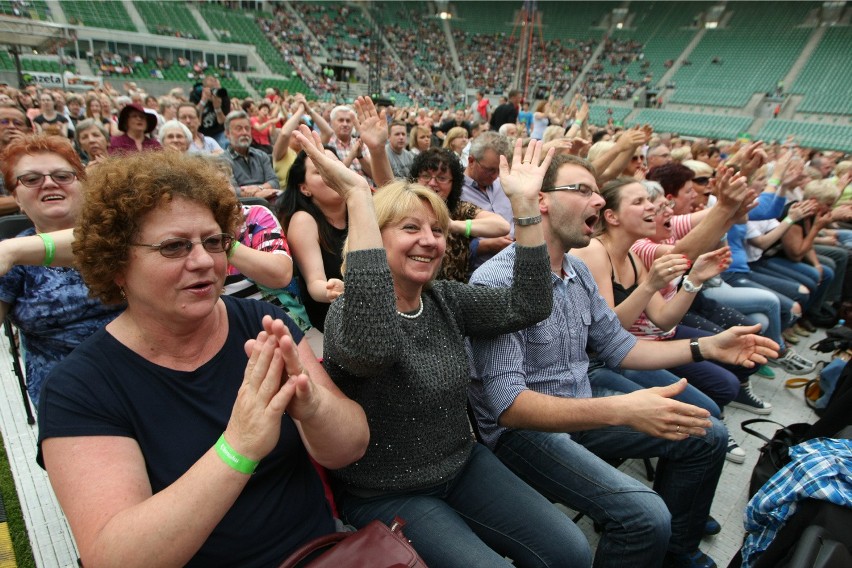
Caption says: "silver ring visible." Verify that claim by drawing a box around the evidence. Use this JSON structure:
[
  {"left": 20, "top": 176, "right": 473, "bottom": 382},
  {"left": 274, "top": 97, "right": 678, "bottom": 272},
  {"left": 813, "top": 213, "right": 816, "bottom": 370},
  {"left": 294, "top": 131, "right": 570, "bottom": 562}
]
[
  {"left": 676, "top": 425, "right": 681, "bottom": 434},
  {"left": 668, "top": 267, "right": 674, "bottom": 273}
]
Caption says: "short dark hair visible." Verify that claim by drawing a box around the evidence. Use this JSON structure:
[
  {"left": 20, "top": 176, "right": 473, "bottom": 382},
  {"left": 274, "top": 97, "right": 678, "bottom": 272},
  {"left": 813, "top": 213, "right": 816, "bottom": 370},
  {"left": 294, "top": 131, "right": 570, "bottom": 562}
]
[
  {"left": 542, "top": 154, "right": 597, "bottom": 194},
  {"left": 647, "top": 163, "right": 695, "bottom": 197},
  {"left": 408, "top": 148, "right": 464, "bottom": 211}
]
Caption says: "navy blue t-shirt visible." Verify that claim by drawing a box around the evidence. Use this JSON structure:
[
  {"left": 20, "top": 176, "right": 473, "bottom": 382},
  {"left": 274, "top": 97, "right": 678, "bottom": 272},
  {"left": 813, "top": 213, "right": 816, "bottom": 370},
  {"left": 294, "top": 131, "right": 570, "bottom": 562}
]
[{"left": 38, "top": 295, "right": 334, "bottom": 567}]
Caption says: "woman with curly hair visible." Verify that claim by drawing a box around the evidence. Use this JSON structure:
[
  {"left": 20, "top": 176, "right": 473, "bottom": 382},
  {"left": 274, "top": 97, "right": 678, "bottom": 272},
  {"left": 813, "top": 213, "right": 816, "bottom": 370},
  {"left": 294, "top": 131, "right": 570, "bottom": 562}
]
[
  {"left": 36, "top": 150, "right": 367, "bottom": 566},
  {"left": 409, "top": 148, "right": 509, "bottom": 281}
]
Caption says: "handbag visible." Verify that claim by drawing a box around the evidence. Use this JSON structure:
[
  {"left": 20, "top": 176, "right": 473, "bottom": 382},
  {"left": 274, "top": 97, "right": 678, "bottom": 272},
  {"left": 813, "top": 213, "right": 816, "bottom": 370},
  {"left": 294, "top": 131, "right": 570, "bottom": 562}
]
[
  {"left": 741, "top": 418, "right": 811, "bottom": 498},
  {"left": 278, "top": 518, "right": 428, "bottom": 568}
]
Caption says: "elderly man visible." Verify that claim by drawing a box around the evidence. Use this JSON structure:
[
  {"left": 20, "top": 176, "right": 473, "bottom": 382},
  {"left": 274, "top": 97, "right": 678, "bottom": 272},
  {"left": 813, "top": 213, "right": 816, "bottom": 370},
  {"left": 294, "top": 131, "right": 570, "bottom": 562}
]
[
  {"left": 222, "top": 111, "right": 279, "bottom": 200},
  {"left": 177, "top": 103, "right": 223, "bottom": 155},
  {"left": 327, "top": 104, "right": 372, "bottom": 181},
  {"left": 468, "top": 153, "right": 778, "bottom": 568},
  {"left": 386, "top": 120, "right": 414, "bottom": 178},
  {"left": 647, "top": 144, "right": 673, "bottom": 170},
  {"left": 0, "top": 103, "right": 29, "bottom": 213},
  {"left": 460, "top": 131, "right": 515, "bottom": 268}
]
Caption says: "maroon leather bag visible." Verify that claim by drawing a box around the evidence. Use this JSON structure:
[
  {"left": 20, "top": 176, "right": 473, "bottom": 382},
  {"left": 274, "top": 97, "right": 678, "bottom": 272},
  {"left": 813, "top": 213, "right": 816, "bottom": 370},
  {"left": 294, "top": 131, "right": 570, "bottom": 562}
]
[{"left": 278, "top": 517, "right": 427, "bottom": 568}]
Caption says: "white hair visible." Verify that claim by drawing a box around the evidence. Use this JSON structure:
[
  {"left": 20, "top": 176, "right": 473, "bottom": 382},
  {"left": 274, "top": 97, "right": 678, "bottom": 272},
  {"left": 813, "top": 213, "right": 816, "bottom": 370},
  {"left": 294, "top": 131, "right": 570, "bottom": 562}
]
[
  {"left": 158, "top": 119, "right": 193, "bottom": 146},
  {"left": 330, "top": 105, "right": 353, "bottom": 121}
]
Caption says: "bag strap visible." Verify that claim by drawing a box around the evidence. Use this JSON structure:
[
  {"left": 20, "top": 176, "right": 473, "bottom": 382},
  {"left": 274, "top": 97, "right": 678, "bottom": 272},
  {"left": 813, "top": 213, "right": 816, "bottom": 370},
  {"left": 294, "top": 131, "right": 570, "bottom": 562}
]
[
  {"left": 785, "top": 377, "right": 820, "bottom": 406},
  {"left": 741, "top": 418, "right": 788, "bottom": 444},
  {"left": 278, "top": 532, "right": 350, "bottom": 568},
  {"left": 785, "top": 378, "right": 811, "bottom": 389}
]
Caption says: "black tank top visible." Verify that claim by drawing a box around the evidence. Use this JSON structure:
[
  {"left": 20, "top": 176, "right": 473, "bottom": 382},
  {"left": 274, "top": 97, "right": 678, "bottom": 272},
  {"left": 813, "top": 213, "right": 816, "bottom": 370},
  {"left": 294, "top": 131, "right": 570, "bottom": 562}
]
[{"left": 596, "top": 238, "right": 640, "bottom": 306}]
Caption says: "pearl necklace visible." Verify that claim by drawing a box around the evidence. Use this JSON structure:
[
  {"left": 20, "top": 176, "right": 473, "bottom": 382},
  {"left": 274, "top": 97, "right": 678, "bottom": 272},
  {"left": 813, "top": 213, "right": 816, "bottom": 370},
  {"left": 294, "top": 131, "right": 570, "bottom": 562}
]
[{"left": 397, "top": 297, "right": 424, "bottom": 319}]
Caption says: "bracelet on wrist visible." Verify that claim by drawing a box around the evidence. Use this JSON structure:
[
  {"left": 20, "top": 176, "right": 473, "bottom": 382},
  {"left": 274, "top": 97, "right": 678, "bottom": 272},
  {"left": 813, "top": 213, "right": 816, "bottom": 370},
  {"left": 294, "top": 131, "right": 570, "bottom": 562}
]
[
  {"left": 783, "top": 216, "right": 795, "bottom": 225},
  {"left": 214, "top": 433, "right": 259, "bottom": 474},
  {"left": 464, "top": 219, "right": 473, "bottom": 238},
  {"left": 768, "top": 178, "right": 781, "bottom": 187},
  {"left": 228, "top": 240, "right": 240, "bottom": 259},
  {"left": 513, "top": 214, "right": 542, "bottom": 226},
  {"left": 38, "top": 233, "right": 56, "bottom": 267}
]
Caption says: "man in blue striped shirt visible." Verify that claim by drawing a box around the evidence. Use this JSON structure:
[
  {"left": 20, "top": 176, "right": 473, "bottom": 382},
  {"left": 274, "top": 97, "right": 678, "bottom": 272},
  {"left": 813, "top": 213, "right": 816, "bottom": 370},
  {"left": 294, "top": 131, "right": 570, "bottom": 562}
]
[{"left": 468, "top": 154, "right": 779, "bottom": 568}]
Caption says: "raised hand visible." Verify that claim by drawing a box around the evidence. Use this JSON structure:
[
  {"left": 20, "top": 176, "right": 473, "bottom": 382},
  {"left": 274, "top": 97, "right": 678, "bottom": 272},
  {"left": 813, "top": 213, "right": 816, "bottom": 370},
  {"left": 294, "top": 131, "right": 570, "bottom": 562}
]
[
  {"left": 690, "top": 246, "right": 731, "bottom": 283},
  {"left": 715, "top": 167, "right": 748, "bottom": 212},
  {"left": 352, "top": 96, "right": 388, "bottom": 151},
  {"left": 645, "top": 253, "right": 690, "bottom": 290},
  {"left": 500, "top": 138, "right": 555, "bottom": 206},
  {"left": 293, "top": 124, "right": 370, "bottom": 200}
]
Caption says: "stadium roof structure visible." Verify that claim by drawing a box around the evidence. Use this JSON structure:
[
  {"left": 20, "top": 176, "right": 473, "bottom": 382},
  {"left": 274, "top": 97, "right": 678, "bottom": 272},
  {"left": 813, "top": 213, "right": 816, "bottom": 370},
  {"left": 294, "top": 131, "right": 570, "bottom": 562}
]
[{"left": 0, "top": 15, "right": 75, "bottom": 50}]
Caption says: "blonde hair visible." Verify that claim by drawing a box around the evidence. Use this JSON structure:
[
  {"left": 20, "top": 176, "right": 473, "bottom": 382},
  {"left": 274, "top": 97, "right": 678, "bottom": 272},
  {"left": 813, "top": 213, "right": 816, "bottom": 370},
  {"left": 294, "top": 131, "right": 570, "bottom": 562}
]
[
  {"left": 542, "top": 125, "right": 564, "bottom": 144},
  {"left": 587, "top": 141, "right": 615, "bottom": 163},
  {"left": 803, "top": 179, "right": 839, "bottom": 205},
  {"left": 442, "top": 126, "right": 468, "bottom": 150},
  {"left": 341, "top": 180, "right": 450, "bottom": 275},
  {"left": 670, "top": 146, "right": 693, "bottom": 163}
]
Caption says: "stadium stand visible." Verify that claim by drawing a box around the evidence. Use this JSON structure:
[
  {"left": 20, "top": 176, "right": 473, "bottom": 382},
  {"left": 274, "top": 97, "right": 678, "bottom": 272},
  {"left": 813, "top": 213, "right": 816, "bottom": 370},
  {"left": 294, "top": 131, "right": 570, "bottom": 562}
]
[
  {"left": 588, "top": 104, "right": 632, "bottom": 127},
  {"left": 0, "top": 0, "right": 50, "bottom": 20},
  {"left": 133, "top": 1, "right": 207, "bottom": 41},
  {"left": 790, "top": 26, "right": 852, "bottom": 115},
  {"left": 61, "top": 0, "right": 137, "bottom": 32},
  {"left": 670, "top": 2, "right": 816, "bottom": 107},
  {"left": 631, "top": 108, "right": 753, "bottom": 140},
  {"left": 757, "top": 119, "right": 852, "bottom": 153}
]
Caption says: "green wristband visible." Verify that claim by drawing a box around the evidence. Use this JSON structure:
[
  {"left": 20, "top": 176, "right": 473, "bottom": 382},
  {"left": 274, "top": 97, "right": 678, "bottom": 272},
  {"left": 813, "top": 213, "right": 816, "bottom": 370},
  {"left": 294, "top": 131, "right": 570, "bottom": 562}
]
[
  {"left": 38, "top": 233, "right": 55, "bottom": 267},
  {"left": 465, "top": 219, "right": 473, "bottom": 239},
  {"left": 227, "top": 240, "right": 240, "bottom": 259},
  {"left": 783, "top": 216, "right": 795, "bottom": 225},
  {"left": 768, "top": 178, "right": 781, "bottom": 187},
  {"left": 214, "top": 433, "right": 259, "bottom": 474}
]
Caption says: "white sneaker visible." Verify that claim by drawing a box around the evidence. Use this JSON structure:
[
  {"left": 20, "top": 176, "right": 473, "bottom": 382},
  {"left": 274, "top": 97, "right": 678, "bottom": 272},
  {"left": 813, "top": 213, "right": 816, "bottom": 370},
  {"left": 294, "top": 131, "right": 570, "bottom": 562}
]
[
  {"left": 767, "top": 349, "right": 816, "bottom": 375},
  {"left": 726, "top": 434, "right": 746, "bottom": 464}
]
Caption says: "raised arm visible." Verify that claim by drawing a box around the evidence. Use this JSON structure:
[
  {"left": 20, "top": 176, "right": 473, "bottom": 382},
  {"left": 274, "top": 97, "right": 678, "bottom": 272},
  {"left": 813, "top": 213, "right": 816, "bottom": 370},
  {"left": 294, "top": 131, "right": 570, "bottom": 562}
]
[{"left": 352, "top": 97, "right": 393, "bottom": 187}]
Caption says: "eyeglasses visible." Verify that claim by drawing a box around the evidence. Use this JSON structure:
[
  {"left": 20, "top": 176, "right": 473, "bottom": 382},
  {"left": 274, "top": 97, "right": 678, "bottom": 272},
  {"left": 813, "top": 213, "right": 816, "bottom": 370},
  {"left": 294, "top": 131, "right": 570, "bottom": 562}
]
[
  {"left": 654, "top": 199, "right": 677, "bottom": 214},
  {"left": 131, "top": 233, "right": 235, "bottom": 259},
  {"left": 541, "top": 183, "right": 599, "bottom": 198},
  {"left": 474, "top": 157, "right": 499, "bottom": 176},
  {"left": 417, "top": 173, "right": 453, "bottom": 185},
  {"left": 0, "top": 118, "right": 26, "bottom": 128},
  {"left": 16, "top": 170, "right": 77, "bottom": 188}
]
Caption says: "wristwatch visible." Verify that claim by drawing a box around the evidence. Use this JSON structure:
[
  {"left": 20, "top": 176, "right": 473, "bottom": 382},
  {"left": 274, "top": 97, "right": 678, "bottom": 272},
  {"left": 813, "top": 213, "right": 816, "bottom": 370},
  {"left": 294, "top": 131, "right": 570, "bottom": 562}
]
[
  {"left": 682, "top": 276, "right": 702, "bottom": 294},
  {"left": 513, "top": 214, "right": 542, "bottom": 226}
]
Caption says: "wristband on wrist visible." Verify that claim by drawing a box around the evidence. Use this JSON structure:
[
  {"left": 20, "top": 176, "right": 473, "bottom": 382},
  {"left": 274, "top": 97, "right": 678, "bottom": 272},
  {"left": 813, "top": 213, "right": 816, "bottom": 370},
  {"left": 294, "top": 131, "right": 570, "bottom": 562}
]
[
  {"left": 689, "top": 339, "right": 705, "bottom": 362},
  {"left": 513, "top": 214, "right": 542, "bottom": 226},
  {"left": 214, "top": 433, "right": 259, "bottom": 474},
  {"left": 228, "top": 240, "right": 240, "bottom": 259},
  {"left": 38, "top": 233, "right": 56, "bottom": 267},
  {"left": 783, "top": 216, "right": 795, "bottom": 225},
  {"left": 464, "top": 219, "right": 473, "bottom": 238},
  {"left": 768, "top": 178, "right": 781, "bottom": 187}
]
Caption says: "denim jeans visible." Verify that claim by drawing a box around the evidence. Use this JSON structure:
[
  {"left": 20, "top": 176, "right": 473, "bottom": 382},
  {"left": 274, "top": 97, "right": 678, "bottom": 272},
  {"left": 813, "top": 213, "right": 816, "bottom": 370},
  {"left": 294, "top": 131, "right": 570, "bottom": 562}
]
[
  {"left": 337, "top": 444, "right": 590, "bottom": 568},
  {"left": 749, "top": 257, "right": 833, "bottom": 314},
  {"left": 701, "top": 281, "right": 783, "bottom": 347},
  {"left": 496, "top": 417, "right": 726, "bottom": 564},
  {"left": 722, "top": 272, "right": 799, "bottom": 329},
  {"left": 588, "top": 362, "right": 721, "bottom": 418}
]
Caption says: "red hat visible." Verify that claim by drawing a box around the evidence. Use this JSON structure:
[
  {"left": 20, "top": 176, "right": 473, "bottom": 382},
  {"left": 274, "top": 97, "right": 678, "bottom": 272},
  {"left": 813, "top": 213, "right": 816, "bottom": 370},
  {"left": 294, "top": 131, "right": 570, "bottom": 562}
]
[{"left": 118, "top": 103, "right": 157, "bottom": 134}]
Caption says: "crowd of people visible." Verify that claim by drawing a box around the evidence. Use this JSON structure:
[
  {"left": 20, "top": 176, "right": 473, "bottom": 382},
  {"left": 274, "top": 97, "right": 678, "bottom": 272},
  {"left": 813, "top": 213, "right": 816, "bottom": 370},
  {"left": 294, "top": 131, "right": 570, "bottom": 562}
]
[{"left": 0, "top": 63, "right": 850, "bottom": 568}]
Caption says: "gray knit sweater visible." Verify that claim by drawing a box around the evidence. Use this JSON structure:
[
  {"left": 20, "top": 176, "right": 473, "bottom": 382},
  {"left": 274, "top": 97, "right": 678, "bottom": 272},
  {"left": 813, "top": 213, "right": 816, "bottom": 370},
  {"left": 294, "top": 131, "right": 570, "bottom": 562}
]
[{"left": 324, "top": 244, "right": 552, "bottom": 492}]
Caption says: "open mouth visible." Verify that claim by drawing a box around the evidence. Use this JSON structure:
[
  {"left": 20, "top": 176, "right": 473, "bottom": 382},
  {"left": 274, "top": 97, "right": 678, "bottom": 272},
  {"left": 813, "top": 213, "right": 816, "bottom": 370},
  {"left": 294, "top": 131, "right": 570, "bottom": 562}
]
[
  {"left": 584, "top": 214, "right": 598, "bottom": 231},
  {"left": 41, "top": 194, "right": 65, "bottom": 202},
  {"left": 409, "top": 256, "right": 433, "bottom": 263},
  {"left": 663, "top": 219, "right": 672, "bottom": 230}
]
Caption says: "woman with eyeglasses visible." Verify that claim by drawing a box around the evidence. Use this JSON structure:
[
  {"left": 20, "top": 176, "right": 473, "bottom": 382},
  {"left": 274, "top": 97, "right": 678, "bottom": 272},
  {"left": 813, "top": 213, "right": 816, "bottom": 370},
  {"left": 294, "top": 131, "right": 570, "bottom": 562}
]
[
  {"left": 571, "top": 177, "right": 739, "bottom": 415},
  {"left": 34, "top": 150, "right": 368, "bottom": 566},
  {"left": 0, "top": 135, "right": 122, "bottom": 407}
]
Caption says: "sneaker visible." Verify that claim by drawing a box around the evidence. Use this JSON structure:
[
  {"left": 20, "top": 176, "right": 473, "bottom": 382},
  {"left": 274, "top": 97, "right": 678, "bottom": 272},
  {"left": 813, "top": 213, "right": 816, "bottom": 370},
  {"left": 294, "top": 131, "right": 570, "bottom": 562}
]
[
  {"left": 728, "top": 380, "right": 773, "bottom": 415},
  {"left": 782, "top": 328, "right": 800, "bottom": 344},
  {"left": 663, "top": 549, "right": 717, "bottom": 568},
  {"left": 704, "top": 515, "right": 721, "bottom": 536},
  {"left": 754, "top": 365, "right": 776, "bottom": 379},
  {"left": 793, "top": 323, "right": 813, "bottom": 337},
  {"left": 768, "top": 349, "right": 817, "bottom": 374},
  {"left": 725, "top": 434, "right": 746, "bottom": 464}
]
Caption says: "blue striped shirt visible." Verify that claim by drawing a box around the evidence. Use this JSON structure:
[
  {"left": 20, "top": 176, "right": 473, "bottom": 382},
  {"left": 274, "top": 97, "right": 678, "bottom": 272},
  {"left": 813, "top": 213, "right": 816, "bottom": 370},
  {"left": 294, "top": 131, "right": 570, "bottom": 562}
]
[{"left": 467, "top": 245, "right": 637, "bottom": 448}]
